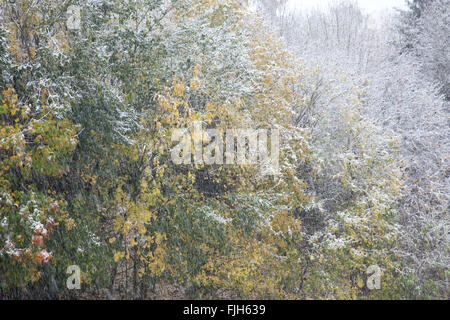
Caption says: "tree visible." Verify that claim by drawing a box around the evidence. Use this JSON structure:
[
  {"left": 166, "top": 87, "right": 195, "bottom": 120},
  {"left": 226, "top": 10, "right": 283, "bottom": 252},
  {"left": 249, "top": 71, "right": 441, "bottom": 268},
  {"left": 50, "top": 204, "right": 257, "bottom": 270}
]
[
  {"left": 258, "top": 0, "right": 449, "bottom": 298},
  {"left": 0, "top": 0, "right": 447, "bottom": 300},
  {"left": 398, "top": 0, "right": 449, "bottom": 99}
]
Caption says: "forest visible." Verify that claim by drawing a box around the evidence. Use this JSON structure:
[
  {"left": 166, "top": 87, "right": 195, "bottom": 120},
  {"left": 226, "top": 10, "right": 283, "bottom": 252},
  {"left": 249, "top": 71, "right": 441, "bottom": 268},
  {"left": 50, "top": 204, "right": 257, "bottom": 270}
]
[{"left": 0, "top": 0, "right": 448, "bottom": 300}]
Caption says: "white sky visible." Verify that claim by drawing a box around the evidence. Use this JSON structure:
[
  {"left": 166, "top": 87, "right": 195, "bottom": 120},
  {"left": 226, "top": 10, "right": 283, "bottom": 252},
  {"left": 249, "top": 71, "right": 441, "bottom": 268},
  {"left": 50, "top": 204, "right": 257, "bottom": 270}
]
[{"left": 288, "top": 0, "right": 408, "bottom": 14}]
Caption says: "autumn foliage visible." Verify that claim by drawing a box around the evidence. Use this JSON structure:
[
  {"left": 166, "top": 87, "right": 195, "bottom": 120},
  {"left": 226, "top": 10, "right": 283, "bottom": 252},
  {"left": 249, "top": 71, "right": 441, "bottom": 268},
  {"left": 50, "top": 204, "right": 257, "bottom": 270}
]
[{"left": 0, "top": 0, "right": 447, "bottom": 300}]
